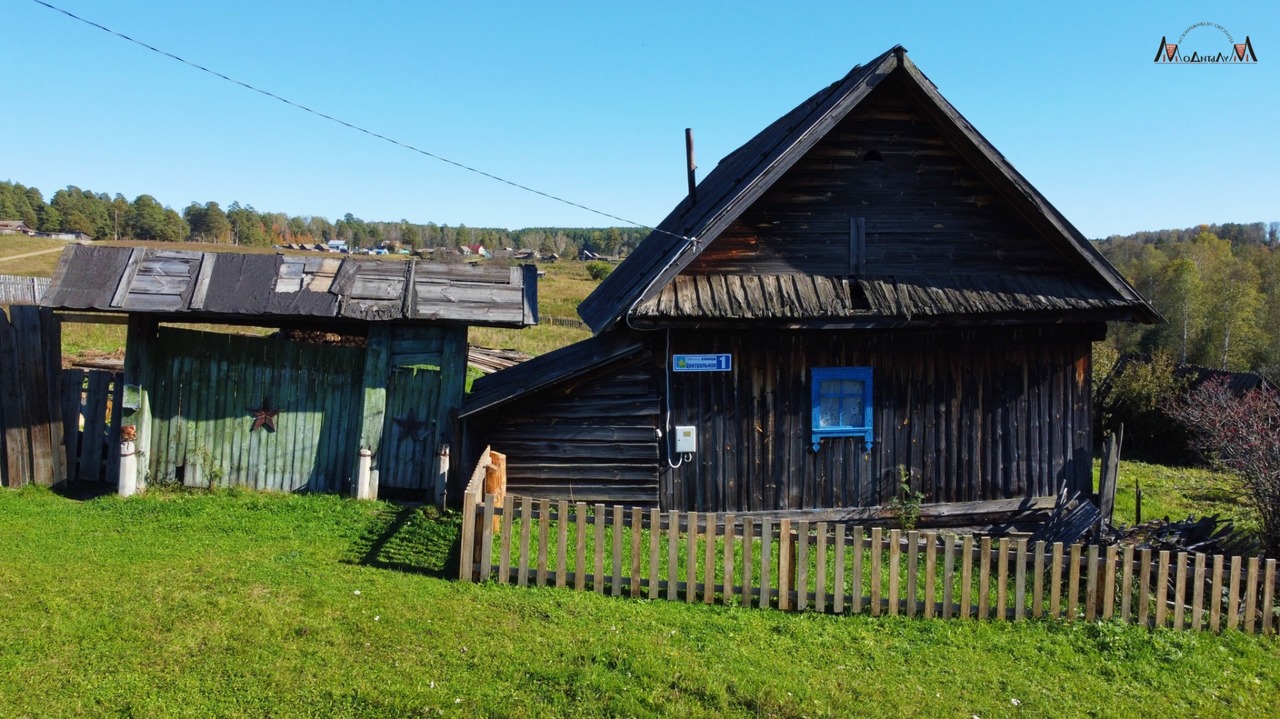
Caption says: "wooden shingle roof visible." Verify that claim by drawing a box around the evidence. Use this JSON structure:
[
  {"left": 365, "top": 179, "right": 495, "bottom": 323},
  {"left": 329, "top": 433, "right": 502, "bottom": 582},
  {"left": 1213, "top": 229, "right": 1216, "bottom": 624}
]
[
  {"left": 633, "top": 273, "right": 1141, "bottom": 327},
  {"left": 578, "top": 46, "right": 1158, "bottom": 332},
  {"left": 42, "top": 245, "right": 537, "bottom": 328}
]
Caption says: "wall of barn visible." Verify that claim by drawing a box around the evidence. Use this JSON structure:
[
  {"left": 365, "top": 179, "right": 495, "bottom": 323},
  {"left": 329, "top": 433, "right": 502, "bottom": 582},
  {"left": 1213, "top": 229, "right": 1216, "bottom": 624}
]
[
  {"left": 146, "top": 327, "right": 366, "bottom": 492},
  {"left": 657, "top": 324, "right": 1098, "bottom": 513}
]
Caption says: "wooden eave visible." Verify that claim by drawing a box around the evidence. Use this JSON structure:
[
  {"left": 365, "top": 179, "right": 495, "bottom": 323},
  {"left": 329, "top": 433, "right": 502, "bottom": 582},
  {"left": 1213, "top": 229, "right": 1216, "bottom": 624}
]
[
  {"left": 577, "top": 46, "right": 1159, "bottom": 333},
  {"left": 41, "top": 245, "right": 538, "bottom": 329},
  {"left": 461, "top": 332, "right": 648, "bottom": 419}
]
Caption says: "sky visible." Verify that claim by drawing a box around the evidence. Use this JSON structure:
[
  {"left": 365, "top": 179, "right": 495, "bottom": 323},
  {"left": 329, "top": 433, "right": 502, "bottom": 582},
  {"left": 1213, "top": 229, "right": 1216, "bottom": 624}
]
[{"left": 4, "top": 1, "right": 1278, "bottom": 238}]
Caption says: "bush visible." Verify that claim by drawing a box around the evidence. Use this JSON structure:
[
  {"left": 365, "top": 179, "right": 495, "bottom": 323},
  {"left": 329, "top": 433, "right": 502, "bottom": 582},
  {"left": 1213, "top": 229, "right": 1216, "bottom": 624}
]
[
  {"left": 1166, "top": 379, "right": 1280, "bottom": 556},
  {"left": 585, "top": 261, "right": 612, "bottom": 281},
  {"left": 1094, "top": 351, "right": 1192, "bottom": 462}
]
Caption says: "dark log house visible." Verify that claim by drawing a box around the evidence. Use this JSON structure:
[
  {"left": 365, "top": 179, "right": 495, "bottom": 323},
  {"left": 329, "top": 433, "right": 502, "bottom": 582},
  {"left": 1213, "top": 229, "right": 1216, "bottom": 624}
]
[{"left": 462, "top": 46, "right": 1158, "bottom": 516}]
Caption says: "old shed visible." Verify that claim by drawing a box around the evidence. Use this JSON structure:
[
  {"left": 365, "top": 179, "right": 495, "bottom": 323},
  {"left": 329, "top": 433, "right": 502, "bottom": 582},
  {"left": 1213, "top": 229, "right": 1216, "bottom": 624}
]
[
  {"left": 43, "top": 245, "right": 536, "bottom": 498},
  {"left": 462, "top": 46, "right": 1158, "bottom": 516}
]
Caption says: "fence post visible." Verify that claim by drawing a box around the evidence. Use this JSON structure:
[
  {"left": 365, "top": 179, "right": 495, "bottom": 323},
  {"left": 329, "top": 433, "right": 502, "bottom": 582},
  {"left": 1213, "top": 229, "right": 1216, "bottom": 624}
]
[
  {"left": 484, "top": 450, "right": 506, "bottom": 532},
  {"left": 778, "top": 520, "right": 794, "bottom": 611},
  {"left": 118, "top": 440, "right": 137, "bottom": 497},
  {"left": 355, "top": 448, "right": 373, "bottom": 500},
  {"left": 458, "top": 487, "right": 478, "bottom": 581},
  {"left": 432, "top": 444, "right": 450, "bottom": 509}
]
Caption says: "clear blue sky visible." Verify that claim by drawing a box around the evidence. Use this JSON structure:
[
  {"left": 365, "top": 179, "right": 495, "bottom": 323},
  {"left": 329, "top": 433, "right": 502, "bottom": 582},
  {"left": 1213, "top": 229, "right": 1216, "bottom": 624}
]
[{"left": 5, "top": 1, "right": 1277, "bottom": 238}]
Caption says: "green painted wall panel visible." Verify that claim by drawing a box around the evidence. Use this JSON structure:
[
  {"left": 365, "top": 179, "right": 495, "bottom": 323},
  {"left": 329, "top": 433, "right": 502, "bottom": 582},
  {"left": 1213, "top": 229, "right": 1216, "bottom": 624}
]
[{"left": 149, "top": 327, "right": 365, "bottom": 492}]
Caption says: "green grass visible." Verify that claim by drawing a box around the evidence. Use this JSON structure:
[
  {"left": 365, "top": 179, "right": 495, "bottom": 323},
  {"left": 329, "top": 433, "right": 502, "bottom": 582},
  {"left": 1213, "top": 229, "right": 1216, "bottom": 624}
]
[
  {"left": 1109, "top": 459, "right": 1255, "bottom": 532},
  {"left": 60, "top": 320, "right": 128, "bottom": 358},
  {"left": 1, "top": 486, "right": 1277, "bottom": 718},
  {"left": 0, "top": 236, "right": 68, "bottom": 276}
]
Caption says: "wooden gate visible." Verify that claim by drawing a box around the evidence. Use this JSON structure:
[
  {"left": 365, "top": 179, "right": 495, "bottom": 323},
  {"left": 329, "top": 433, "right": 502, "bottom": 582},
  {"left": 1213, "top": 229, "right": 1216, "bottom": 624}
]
[
  {"left": 363, "top": 324, "right": 467, "bottom": 499},
  {"left": 148, "top": 327, "right": 365, "bottom": 492},
  {"left": 60, "top": 368, "right": 123, "bottom": 484},
  {"left": 376, "top": 365, "right": 442, "bottom": 491}
]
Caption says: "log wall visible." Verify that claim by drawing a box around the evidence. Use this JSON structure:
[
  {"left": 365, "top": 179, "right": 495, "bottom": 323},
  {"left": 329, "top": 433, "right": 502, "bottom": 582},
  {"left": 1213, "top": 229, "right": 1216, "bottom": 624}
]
[
  {"left": 660, "top": 325, "right": 1097, "bottom": 512},
  {"left": 469, "top": 353, "right": 661, "bottom": 505}
]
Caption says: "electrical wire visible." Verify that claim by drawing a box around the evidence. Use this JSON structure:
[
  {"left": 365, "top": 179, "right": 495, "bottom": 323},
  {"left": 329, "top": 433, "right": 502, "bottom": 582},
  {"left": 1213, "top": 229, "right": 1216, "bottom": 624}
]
[{"left": 29, "top": 0, "right": 693, "bottom": 241}]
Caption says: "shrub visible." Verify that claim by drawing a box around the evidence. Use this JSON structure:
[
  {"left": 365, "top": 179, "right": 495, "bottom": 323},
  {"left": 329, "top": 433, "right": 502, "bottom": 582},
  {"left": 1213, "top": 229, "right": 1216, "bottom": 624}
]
[
  {"left": 585, "top": 261, "right": 612, "bottom": 281},
  {"left": 1094, "top": 351, "right": 1192, "bottom": 462},
  {"left": 1166, "top": 378, "right": 1280, "bottom": 556}
]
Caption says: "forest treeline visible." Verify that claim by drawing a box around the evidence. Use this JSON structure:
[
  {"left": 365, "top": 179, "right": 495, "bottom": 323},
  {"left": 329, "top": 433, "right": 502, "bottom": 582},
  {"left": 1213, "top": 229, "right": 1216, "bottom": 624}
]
[
  {"left": 1097, "top": 222, "right": 1279, "bottom": 377},
  {"left": 0, "top": 180, "right": 649, "bottom": 256}
]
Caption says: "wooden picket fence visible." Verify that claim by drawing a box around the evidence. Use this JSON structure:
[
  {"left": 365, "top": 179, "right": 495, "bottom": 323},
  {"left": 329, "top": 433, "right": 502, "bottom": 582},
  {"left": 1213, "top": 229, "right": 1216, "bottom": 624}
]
[{"left": 459, "top": 473, "right": 1277, "bottom": 635}]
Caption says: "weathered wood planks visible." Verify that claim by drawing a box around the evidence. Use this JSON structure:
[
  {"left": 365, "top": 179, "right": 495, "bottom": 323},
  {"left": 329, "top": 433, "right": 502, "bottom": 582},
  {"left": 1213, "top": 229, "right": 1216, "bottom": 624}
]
[
  {"left": 459, "top": 489, "right": 1279, "bottom": 637},
  {"left": 146, "top": 326, "right": 364, "bottom": 493},
  {"left": 44, "top": 246, "right": 537, "bottom": 328}
]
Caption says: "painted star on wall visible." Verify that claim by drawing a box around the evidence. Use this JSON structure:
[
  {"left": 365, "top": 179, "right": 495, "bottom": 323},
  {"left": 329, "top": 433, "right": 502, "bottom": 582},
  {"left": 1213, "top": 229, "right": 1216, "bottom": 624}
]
[
  {"left": 248, "top": 398, "right": 281, "bottom": 432},
  {"left": 393, "top": 409, "right": 431, "bottom": 442}
]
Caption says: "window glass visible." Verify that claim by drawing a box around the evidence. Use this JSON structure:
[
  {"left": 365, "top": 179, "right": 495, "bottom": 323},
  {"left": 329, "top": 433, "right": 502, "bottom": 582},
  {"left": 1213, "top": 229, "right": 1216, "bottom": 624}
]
[{"left": 810, "top": 367, "right": 873, "bottom": 451}]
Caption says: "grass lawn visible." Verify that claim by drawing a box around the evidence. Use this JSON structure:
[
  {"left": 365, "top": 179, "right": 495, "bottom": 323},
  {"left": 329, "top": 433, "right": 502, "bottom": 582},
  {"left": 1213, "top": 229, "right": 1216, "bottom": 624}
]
[
  {"left": 1109, "top": 459, "right": 1256, "bottom": 534},
  {"left": 1, "top": 486, "right": 1277, "bottom": 718},
  {"left": 0, "top": 236, "right": 69, "bottom": 276}
]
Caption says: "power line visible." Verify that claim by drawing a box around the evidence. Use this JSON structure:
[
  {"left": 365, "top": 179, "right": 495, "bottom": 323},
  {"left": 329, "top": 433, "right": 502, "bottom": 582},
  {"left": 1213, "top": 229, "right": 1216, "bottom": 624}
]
[{"left": 29, "top": 0, "right": 690, "bottom": 239}]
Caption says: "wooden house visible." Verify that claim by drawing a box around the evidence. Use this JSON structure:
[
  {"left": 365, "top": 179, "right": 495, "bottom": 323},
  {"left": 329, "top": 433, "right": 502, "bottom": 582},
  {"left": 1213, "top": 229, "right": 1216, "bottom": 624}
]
[
  {"left": 0, "top": 221, "right": 37, "bottom": 236},
  {"left": 461, "top": 46, "right": 1158, "bottom": 516},
  {"left": 43, "top": 245, "right": 536, "bottom": 498}
]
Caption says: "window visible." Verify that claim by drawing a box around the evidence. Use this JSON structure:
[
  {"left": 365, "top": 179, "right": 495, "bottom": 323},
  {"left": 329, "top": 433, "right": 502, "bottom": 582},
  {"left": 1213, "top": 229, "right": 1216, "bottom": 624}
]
[{"left": 811, "top": 367, "right": 873, "bottom": 451}]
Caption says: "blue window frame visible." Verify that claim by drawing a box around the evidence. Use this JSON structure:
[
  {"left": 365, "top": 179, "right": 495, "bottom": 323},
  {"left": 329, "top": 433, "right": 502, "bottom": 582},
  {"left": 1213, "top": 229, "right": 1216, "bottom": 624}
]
[{"left": 810, "top": 367, "right": 873, "bottom": 451}]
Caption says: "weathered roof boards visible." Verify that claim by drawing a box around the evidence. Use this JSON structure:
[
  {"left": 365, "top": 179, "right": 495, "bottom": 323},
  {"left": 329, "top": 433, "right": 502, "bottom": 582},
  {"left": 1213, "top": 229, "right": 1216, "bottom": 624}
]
[
  {"left": 42, "top": 247, "right": 537, "bottom": 499},
  {"left": 464, "top": 46, "right": 1157, "bottom": 515},
  {"left": 581, "top": 45, "right": 1154, "bottom": 331},
  {"left": 44, "top": 245, "right": 538, "bottom": 327}
]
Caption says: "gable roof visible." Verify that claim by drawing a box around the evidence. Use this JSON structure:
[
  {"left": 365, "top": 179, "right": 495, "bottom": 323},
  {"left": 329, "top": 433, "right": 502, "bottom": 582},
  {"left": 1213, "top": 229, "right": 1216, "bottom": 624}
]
[
  {"left": 42, "top": 244, "right": 537, "bottom": 328},
  {"left": 578, "top": 46, "right": 1158, "bottom": 333}
]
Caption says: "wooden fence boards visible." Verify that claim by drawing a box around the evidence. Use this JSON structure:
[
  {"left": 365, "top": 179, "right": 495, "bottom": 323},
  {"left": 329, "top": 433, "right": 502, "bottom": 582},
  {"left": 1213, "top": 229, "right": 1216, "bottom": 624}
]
[
  {"left": 148, "top": 327, "right": 364, "bottom": 492},
  {"left": 0, "top": 275, "right": 50, "bottom": 305},
  {"left": 0, "top": 307, "right": 65, "bottom": 488},
  {"left": 458, "top": 487, "right": 1279, "bottom": 637}
]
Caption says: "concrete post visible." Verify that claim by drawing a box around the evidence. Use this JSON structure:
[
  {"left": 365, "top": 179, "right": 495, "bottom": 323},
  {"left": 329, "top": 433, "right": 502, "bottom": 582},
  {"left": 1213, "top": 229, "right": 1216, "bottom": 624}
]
[
  {"left": 356, "top": 448, "right": 373, "bottom": 500},
  {"left": 119, "top": 440, "right": 138, "bottom": 497}
]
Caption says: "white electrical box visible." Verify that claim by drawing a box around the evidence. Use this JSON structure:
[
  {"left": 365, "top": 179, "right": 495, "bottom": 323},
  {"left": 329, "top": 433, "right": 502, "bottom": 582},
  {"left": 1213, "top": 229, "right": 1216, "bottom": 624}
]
[{"left": 674, "top": 426, "right": 697, "bottom": 454}]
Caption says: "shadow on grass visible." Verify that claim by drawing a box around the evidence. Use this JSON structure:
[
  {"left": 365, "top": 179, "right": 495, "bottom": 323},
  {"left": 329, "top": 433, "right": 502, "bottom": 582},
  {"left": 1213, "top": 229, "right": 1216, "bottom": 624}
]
[
  {"left": 346, "top": 503, "right": 462, "bottom": 579},
  {"left": 55, "top": 481, "right": 119, "bottom": 501}
]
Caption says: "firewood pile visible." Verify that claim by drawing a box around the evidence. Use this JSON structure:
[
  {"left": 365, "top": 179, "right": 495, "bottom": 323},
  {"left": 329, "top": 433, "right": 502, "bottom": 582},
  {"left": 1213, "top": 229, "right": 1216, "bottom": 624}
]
[
  {"left": 1027, "top": 483, "right": 1258, "bottom": 556},
  {"left": 279, "top": 329, "right": 366, "bottom": 347}
]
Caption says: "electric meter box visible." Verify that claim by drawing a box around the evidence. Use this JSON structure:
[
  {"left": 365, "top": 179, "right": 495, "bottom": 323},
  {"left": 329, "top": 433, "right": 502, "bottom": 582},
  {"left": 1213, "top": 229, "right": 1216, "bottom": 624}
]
[{"left": 674, "top": 426, "right": 697, "bottom": 454}]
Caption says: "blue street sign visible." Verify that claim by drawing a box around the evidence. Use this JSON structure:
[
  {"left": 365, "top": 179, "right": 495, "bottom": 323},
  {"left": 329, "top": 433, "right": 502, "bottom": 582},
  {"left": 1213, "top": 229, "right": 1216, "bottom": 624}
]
[{"left": 672, "top": 354, "right": 732, "bottom": 372}]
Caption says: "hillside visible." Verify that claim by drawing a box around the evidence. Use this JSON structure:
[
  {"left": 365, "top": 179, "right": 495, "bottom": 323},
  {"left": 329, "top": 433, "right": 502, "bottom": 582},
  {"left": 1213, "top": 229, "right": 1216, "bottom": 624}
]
[{"left": 1094, "top": 224, "right": 1279, "bottom": 378}]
